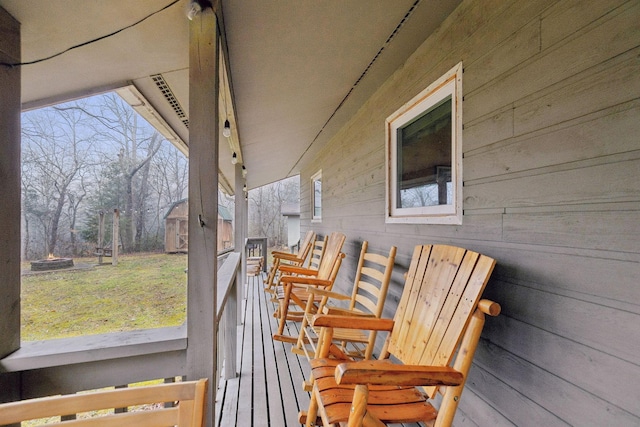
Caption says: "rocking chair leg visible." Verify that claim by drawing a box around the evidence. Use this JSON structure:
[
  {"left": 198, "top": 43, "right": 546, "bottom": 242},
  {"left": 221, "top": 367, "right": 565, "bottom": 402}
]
[
  {"left": 295, "top": 296, "right": 316, "bottom": 352},
  {"left": 276, "top": 284, "right": 292, "bottom": 336},
  {"left": 347, "top": 384, "right": 369, "bottom": 427},
  {"left": 302, "top": 390, "right": 320, "bottom": 427}
]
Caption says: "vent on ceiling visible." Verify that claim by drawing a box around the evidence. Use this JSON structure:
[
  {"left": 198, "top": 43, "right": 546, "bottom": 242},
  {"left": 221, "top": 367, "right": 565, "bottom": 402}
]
[{"left": 151, "top": 74, "right": 189, "bottom": 129}]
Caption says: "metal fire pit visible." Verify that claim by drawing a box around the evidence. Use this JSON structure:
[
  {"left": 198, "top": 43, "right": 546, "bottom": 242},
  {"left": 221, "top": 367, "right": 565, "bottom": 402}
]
[{"left": 30, "top": 257, "right": 74, "bottom": 271}]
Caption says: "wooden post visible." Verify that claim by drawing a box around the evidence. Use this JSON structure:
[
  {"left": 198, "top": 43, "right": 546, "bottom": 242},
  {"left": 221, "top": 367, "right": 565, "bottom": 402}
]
[
  {"left": 0, "top": 5, "right": 21, "bottom": 363},
  {"left": 187, "top": 6, "right": 219, "bottom": 427},
  {"left": 234, "top": 162, "right": 244, "bottom": 323},
  {"left": 97, "top": 211, "right": 105, "bottom": 264},
  {"left": 112, "top": 209, "right": 119, "bottom": 266},
  {"left": 224, "top": 273, "right": 237, "bottom": 380}
]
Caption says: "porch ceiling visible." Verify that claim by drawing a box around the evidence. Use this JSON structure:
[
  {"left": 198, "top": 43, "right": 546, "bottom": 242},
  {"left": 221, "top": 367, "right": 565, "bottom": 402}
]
[{"left": 0, "top": 0, "right": 460, "bottom": 191}]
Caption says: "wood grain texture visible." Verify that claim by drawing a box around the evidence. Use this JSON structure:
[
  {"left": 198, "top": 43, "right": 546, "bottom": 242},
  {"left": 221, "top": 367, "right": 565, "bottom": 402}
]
[
  {"left": 296, "top": 0, "right": 640, "bottom": 425},
  {"left": 0, "top": 5, "right": 21, "bottom": 361}
]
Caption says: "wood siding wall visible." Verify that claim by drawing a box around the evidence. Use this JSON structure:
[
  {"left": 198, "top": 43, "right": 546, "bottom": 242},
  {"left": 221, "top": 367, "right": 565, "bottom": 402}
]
[{"left": 299, "top": 0, "right": 640, "bottom": 425}]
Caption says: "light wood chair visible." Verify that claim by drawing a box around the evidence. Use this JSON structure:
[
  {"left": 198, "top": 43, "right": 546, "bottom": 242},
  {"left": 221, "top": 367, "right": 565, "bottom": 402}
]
[
  {"left": 270, "top": 235, "right": 327, "bottom": 307},
  {"left": 299, "top": 245, "right": 499, "bottom": 427},
  {"left": 265, "top": 230, "right": 316, "bottom": 294},
  {"left": 0, "top": 378, "right": 208, "bottom": 427},
  {"left": 292, "top": 242, "right": 396, "bottom": 364},
  {"left": 273, "top": 232, "right": 346, "bottom": 342}
]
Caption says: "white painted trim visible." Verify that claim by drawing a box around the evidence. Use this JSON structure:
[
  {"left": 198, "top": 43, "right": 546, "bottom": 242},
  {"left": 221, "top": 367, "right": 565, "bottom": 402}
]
[
  {"left": 385, "top": 62, "right": 463, "bottom": 225},
  {"left": 311, "top": 169, "right": 322, "bottom": 222}
]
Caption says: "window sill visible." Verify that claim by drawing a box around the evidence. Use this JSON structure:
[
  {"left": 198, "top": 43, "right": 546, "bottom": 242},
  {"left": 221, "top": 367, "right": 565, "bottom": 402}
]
[{"left": 0, "top": 325, "right": 187, "bottom": 373}]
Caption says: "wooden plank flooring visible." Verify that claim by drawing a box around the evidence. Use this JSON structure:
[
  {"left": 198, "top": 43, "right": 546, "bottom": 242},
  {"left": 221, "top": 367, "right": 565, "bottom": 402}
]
[
  {"left": 216, "top": 273, "right": 310, "bottom": 426},
  {"left": 215, "top": 272, "right": 420, "bottom": 426}
]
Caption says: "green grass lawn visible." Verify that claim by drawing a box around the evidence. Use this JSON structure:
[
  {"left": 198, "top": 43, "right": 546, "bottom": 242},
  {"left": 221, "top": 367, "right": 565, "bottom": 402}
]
[{"left": 21, "top": 252, "right": 188, "bottom": 342}]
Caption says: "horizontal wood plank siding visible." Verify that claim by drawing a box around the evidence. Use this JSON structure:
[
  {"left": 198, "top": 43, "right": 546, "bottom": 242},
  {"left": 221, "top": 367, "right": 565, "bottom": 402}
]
[{"left": 299, "top": 0, "right": 640, "bottom": 425}]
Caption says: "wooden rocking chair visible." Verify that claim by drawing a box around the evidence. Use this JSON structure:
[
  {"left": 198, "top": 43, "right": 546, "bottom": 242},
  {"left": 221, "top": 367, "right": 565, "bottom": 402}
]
[
  {"left": 270, "top": 234, "right": 327, "bottom": 305},
  {"left": 273, "top": 232, "right": 346, "bottom": 342},
  {"left": 299, "top": 245, "right": 499, "bottom": 427},
  {"left": 292, "top": 241, "right": 396, "bottom": 363},
  {"left": 0, "top": 378, "right": 208, "bottom": 426},
  {"left": 265, "top": 230, "right": 316, "bottom": 294}
]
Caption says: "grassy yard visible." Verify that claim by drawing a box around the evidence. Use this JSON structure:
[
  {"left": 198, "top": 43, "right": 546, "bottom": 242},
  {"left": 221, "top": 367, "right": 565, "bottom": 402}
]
[{"left": 21, "top": 252, "right": 188, "bottom": 342}]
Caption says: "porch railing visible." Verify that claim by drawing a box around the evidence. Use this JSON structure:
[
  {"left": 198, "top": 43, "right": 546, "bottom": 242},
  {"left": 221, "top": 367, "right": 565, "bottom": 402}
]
[
  {"left": 215, "top": 250, "right": 240, "bottom": 386},
  {"left": 0, "top": 250, "right": 243, "bottom": 409}
]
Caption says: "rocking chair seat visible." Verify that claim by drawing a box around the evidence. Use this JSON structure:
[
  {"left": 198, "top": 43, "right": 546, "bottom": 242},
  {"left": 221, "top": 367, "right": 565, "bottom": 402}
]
[{"left": 309, "top": 359, "right": 438, "bottom": 425}]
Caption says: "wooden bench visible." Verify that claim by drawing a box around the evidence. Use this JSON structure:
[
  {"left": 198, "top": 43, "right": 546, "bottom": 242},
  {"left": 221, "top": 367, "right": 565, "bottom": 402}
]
[{"left": 0, "top": 378, "right": 208, "bottom": 426}]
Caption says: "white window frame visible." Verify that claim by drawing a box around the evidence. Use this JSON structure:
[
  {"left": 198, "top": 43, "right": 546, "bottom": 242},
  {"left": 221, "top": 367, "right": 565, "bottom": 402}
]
[
  {"left": 311, "top": 170, "right": 322, "bottom": 222},
  {"left": 385, "top": 62, "right": 463, "bottom": 225}
]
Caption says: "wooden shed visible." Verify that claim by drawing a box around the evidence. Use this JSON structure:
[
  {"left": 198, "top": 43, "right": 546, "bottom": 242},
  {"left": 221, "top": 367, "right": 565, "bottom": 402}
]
[
  {"left": 164, "top": 199, "right": 234, "bottom": 253},
  {"left": 164, "top": 199, "right": 189, "bottom": 253}
]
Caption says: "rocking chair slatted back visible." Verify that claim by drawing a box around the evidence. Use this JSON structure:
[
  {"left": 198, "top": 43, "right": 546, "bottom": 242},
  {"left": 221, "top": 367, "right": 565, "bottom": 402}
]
[
  {"left": 273, "top": 232, "right": 346, "bottom": 341},
  {"left": 299, "top": 245, "right": 499, "bottom": 427},
  {"left": 387, "top": 245, "right": 496, "bottom": 398},
  {"left": 265, "top": 230, "right": 316, "bottom": 292},
  {"left": 307, "top": 235, "right": 326, "bottom": 271},
  {"left": 315, "top": 232, "right": 344, "bottom": 278}
]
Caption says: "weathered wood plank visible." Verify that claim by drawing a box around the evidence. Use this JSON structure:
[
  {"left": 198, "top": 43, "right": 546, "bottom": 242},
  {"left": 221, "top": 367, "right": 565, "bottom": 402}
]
[
  {"left": 281, "top": 314, "right": 311, "bottom": 420},
  {"left": 218, "top": 368, "right": 239, "bottom": 426},
  {"left": 466, "top": 364, "right": 570, "bottom": 426},
  {"left": 463, "top": 105, "right": 514, "bottom": 153},
  {"left": 484, "top": 314, "right": 640, "bottom": 418},
  {"left": 270, "top": 324, "right": 303, "bottom": 427},
  {"left": 444, "top": 389, "right": 514, "bottom": 427},
  {"left": 464, "top": 0, "right": 640, "bottom": 123},
  {"left": 513, "top": 47, "right": 640, "bottom": 136},
  {"left": 474, "top": 338, "right": 640, "bottom": 424},
  {"left": 251, "top": 279, "right": 268, "bottom": 427},
  {"left": 463, "top": 19, "right": 540, "bottom": 91},
  {"left": 541, "top": 0, "right": 630, "bottom": 49},
  {"left": 256, "top": 276, "right": 286, "bottom": 427},
  {"left": 487, "top": 280, "right": 640, "bottom": 366},
  {"left": 485, "top": 243, "right": 640, "bottom": 311},
  {"left": 503, "top": 210, "right": 640, "bottom": 253},
  {"left": 464, "top": 156, "right": 640, "bottom": 209},
  {"left": 465, "top": 99, "right": 640, "bottom": 181},
  {"left": 217, "top": 273, "right": 315, "bottom": 426},
  {"left": 234, "top": 280, "right": 254, "bottom": 426}
]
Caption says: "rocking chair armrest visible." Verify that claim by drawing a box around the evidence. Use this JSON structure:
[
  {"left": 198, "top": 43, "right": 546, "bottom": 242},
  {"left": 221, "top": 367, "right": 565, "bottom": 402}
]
[
  {"left": 322, "top": 306, "right": 373, "bottom": 317},
  {"left": 335, "top": 360, "right": 464, "bottom": 387},
  {"left": 312, "top": 314, "right": 395, "bottom": 331},
  {"left": 278, "top": 265, "right": 319, "bottom": 276},
  {"left": 305, "top": 287, "right": 351, "bottom": 301},
  {"left": 280, "top": 276, "right": 332, "bottom": 287},
  {"left": 271, "top": 252, "right": 303, "bottom": 262}
]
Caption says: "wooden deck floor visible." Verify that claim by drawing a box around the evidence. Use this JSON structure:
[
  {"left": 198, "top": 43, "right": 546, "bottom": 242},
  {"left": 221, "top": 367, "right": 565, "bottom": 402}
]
[
  {"left": 215, "top": 272, "right": 422, "bottom": 427},
  {"left": 216, "top": 273, "right": 311, "bottom": 426}
]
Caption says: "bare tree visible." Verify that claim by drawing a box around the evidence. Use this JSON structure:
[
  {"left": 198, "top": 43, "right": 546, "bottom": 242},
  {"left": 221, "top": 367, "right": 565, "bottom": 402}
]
[
  {"left": 22, "top": 102, "right": 97, "bottom": 257},
  {"left": 248, "top": 177, "right": 299, "bottom": 247},
  {"left": 21, "top": 92, "right": 191, "bottom": 257},
  {"left": 93, "top": 94, "right": 163, "bottom": 252}
]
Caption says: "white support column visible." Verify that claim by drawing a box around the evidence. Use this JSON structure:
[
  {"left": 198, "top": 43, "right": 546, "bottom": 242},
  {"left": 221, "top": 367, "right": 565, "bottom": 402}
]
[{"left": 186, "top": 7, "right": 219, "bottom": 427}]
